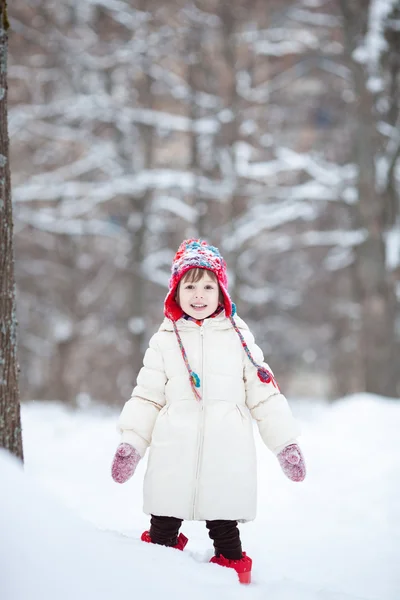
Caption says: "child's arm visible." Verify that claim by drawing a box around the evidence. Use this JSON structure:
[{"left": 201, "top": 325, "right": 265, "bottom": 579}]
[
  {"left": 243, "top": 330, "right": 305, "bottom": 479},
  {"left": 117, "top": 333, "right": 167, "bottom": 457}
]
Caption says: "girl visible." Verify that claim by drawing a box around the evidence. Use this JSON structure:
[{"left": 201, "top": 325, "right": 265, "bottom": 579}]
[{"left": 111, "top": 239, "right": 306, "bottom": 584}]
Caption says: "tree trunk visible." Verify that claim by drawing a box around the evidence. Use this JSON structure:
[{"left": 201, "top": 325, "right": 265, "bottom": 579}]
[
  {"left": 340, "top": 0, "right": 399, "bottom": 397},
  {"left": 129, "top": 178, "right": 152, "bottom": 382},
  {"left": 352, "top": 123, "right": 398, "bottom": 396},
  {"left": 0, "top": 4, "right": 24, "bottom": 460},
  {"left": 186, "top": 22, "right": 204, "bottom": 239},
  {"left": 218, "top": 2, "right": 241, "bottom": 301},
  {"left": 128, "top": 7, "right": 154, "bottom": 381}
]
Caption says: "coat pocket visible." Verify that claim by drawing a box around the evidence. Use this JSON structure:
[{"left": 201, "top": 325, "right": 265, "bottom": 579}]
[
  {"left": 236, "top": 403, "right": 250, "bottom": 423},
  {"left": 158, "top": 404, "right": 171, "bottom": 418}
]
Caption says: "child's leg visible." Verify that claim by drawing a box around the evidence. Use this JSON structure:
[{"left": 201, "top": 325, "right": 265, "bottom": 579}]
[
  {"left": 149, "top": 515, "right": 183, "bottom": 547},
  {"left": 205, "top": 520, "right": 242, "bottom": 560}
]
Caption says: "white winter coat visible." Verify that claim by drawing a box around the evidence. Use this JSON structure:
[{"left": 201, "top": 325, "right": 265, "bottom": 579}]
[{"left": 118, "top": 312, "right": 300, "bottom": 522}]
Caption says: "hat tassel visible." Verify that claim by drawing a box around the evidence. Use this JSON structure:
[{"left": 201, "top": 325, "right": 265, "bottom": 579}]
[
  {"left": 190, "top": 371, "right": 201, "bottom": 401},
  {"left": 173, "top": 321, "right": 202, "bottom": 401},
  {"left": 257, "top": 366, "right": 272, "bottom": 383}
]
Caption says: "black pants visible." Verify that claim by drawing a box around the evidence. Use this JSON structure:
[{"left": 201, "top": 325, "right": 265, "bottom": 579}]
[{"left": 149, "top": 514, "right": 243, "bottom": 560}]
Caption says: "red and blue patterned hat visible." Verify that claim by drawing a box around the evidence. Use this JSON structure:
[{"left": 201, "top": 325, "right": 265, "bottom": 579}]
[{"left": 164, "top": 238, "right": 233, "bottom": 321}]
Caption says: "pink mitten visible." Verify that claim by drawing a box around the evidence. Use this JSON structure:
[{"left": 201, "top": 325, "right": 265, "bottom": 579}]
[
  {"left": 277, "top": 443, "right": 306, "bottom": 482},
  {"left": 111, "top": 443, "right": 141, "bottom": 483}
]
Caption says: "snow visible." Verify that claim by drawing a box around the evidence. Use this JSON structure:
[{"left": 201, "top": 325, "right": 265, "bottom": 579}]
[
  {"left": 13, "top": 167, "right": 236, "bottom": 206},
  {"left": 384, "top": 225, "right": 400, "bottom": 270},
  {"left": 289, "top": 8, "right": 341, "bottom": 27},
  {"left": 353, "top": 0, "right": 398, "bottom": 91},
  {"left": 376, "top": 116, "right": 400, "bottom": 191},
  {"left": 52, "top": 316, "right": 74, "bottom": 342},
  {"left": 16, "top": 209, "right": 123, "bottom": 237},
  {"left": 12, "top": 100, "right": 220, "bottom": 136},
  {"left": 1, "top": 395, "right": 400, "bottom": 600},
  {"left": 224, "top": 205, "right": 367, "bottom": 254},
  {"left": 128, "top": 317, "right": 146, "bottom": 335},
  {"left": 141, "top": 248, "right": 174, "bottom": 287},
  {"left": 234, "top": 143, "right": 356, "bottom": 188},
  {"left": 154, "top": 195, "right": 198, "bottom": 223},
  {"left": 225, "top": 202, "right": 317, "bottom": 250},
  {"left": 364, "top": 0, "right": 398, "bottom": 71}
]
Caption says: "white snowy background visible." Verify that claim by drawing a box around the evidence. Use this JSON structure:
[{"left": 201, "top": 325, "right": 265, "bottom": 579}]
[{"left": 2, "top": 394, "right": 399, "bottom": 600}]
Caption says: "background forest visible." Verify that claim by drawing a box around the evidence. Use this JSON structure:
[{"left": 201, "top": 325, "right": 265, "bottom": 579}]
[{"left": 8, "top": 0, "right": 400, "bottom": 407}]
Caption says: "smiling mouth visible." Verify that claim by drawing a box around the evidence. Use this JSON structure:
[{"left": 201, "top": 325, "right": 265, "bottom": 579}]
[{"left": 191, "top": 304, "right": 207, "bottom": 309}]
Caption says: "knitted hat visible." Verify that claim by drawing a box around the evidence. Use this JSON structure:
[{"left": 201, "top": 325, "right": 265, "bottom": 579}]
[
  {"left": 164, "top": 238, "right": 279, "bottom": 401},
  {"left": 164, "top": 238, "right": 233, "bottom": 321}
]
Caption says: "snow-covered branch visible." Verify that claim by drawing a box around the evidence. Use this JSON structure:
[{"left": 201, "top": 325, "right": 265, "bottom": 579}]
[{"left": 13, "top": 168, "right": 237, "bottom": 206}]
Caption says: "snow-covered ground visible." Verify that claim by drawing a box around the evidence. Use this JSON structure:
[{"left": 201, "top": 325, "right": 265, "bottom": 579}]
[{"left": 1, "top": 394, "right": 399, "bottom": 600}]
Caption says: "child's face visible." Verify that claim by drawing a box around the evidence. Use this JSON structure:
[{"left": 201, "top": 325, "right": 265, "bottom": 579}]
[{"left": 178, "top": 271, "right": 220, "bottom": 319}]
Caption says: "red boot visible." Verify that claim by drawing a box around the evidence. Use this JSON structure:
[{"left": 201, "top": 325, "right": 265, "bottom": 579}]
[
  {"left": 210, "top": 552, "right": 252, "bottom": 584},
  {"left": 141, "top": 530, "right": 188, "bottom": 551}
]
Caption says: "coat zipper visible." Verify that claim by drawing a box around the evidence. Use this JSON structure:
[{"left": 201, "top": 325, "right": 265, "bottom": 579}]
[{"left": 192, "top": 323, "right": 205, "bottom": 519}]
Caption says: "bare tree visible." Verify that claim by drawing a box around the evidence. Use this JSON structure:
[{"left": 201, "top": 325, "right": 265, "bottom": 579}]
[
  {"left": 338, "top": 0, "right": 399, "bottom": 397},
  {"left": 8, "top": 0, "right": 399, "bottom": 404},
  {"left": 0, "top": 2, "right": 23, "bottom": 460},
  {"left": 128, "top": 0, "right": 156, "bottom": 381}
]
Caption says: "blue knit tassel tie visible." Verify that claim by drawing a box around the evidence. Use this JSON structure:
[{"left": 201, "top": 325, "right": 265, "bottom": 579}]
[{"left": 190, "top": 371, "right": 201, "bottom": 388}]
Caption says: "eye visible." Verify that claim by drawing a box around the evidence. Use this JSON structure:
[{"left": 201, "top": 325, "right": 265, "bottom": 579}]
[
  {"left": 185, "top": 284, "right": 194, "bottom": 289},
  {"left": 205, "top": 285, "right": 214, "bottom": 290}
]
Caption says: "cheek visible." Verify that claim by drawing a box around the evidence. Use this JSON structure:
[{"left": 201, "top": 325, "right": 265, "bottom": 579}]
[{"left": 178, "top": 290, "right": 189, "bottom": 305}]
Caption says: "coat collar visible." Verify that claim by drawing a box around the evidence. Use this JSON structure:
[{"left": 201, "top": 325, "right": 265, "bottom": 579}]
[{"left": 158, "top": 311, "right": 249, "bottom": 333}]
